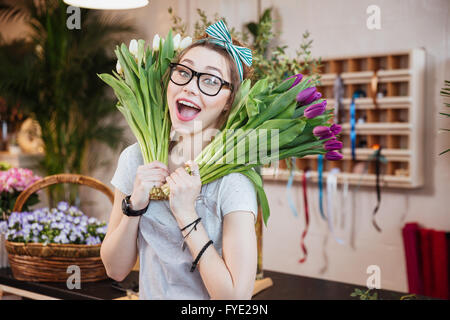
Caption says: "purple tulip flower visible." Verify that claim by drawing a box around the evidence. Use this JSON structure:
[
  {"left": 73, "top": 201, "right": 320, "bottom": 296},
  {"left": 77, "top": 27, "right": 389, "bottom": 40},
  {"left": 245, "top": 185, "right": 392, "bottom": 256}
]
[
  {"left": 313, "top": 126, "right": 331, "bottom": 138},
  {"left": 296, "top": 87, "right": 317, "bottom": 104},
  {"left": 324, "top": 140, "right": 343, "bottom": 151},
  {"left": 286, "top": 73, "right": 303, "bottom": 89},
  {"left": 325, "top": 151, "right": 343, "bottom": 161},
  {"left": 304, "top": 91, "right": 322, "bottom": 105},
  {"left": 304, "top": 100, "right": 327, "bottom": 119},
  {"left": 330, "top": 124, "right": 342, "bottom": 135},
  {"left": 320, "top": 133, "right": 336, "bottom": 140}
]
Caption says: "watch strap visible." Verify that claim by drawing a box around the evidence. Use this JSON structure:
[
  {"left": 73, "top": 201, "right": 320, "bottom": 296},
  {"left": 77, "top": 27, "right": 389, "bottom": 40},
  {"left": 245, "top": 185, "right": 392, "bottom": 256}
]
[{"left": 122, "top": 195, "right": 149, "bottom": 216}]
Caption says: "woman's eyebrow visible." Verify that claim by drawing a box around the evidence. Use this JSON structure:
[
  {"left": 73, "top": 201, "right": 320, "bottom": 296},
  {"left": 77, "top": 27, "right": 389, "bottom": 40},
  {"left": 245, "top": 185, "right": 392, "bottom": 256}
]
[{"left": 180, "top": 58, "right": 224, "bottom": 77}]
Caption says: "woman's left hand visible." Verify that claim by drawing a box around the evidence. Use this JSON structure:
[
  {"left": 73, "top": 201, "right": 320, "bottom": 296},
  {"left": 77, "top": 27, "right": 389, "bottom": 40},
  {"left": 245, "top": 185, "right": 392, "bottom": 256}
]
[{"left": 166, "top": 160, "right": 201, "bottom": 219}]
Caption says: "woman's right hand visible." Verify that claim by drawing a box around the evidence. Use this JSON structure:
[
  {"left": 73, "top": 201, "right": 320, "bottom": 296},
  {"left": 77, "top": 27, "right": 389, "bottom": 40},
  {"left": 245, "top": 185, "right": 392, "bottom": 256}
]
[{"left": 130, "top": 161, "right": 169, "bottom": 210}]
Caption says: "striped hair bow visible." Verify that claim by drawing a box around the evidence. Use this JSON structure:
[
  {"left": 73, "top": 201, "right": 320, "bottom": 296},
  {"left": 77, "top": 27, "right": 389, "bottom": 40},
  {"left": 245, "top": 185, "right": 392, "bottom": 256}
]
[{"left": 204, "top": 20, "right": 252, "bottom": 82}]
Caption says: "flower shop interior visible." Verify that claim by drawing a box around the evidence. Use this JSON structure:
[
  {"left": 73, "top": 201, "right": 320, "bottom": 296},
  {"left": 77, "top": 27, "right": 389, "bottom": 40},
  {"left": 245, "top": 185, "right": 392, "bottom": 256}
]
[{"left": 0, "top": 0, "right": 448, "bottom": 301}]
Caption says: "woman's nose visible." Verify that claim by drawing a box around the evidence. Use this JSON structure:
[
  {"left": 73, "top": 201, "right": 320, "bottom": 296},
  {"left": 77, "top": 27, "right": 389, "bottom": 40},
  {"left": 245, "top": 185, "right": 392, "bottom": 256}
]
[{"left": 183, "top": 76, "right": 200, "bottom": 95}]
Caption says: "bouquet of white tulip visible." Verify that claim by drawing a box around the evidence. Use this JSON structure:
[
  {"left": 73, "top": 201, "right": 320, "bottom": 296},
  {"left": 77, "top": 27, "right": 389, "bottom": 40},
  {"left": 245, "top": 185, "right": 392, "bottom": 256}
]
[{"left": 98, "top": 31, "right": 192, "bottom": 199}]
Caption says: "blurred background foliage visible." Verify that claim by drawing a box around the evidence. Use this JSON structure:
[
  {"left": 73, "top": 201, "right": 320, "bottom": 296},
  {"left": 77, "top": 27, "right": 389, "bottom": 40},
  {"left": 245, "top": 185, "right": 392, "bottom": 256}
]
[
  {"left": 168, "top": 6, "right": 323, "bottom": 86},
  {"left": 0, "top": 0, "right": 134, "bottom": 206}
]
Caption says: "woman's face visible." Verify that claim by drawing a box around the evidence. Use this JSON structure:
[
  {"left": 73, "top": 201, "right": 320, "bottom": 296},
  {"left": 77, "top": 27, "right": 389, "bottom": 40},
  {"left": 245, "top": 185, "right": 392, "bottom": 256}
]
[{"left": 167, "top": 46, "right": 232, "bottom": 136}]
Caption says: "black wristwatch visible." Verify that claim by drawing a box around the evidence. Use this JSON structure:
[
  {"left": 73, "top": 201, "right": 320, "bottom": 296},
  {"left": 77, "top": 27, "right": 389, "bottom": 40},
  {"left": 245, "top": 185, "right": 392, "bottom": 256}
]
[{"left": 122, "top": 195, "right": 149, "bottom": 216}]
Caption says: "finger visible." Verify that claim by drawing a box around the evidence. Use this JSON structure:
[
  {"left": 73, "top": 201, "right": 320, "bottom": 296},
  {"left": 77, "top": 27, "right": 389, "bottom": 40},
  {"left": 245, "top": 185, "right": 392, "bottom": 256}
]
[
  {"left": 142, "top": 177, "right": 167, "bottom": 185},
  {"left": 174, "top": 168, "right": 193, "bottom": 186},
  {"left": 185, "top": 161, "right": 201, "bottom": 184},
  {"left": 175, "top": 166, "right": 190, "bottom": 179},
  {"left": 165, "top": 175, "right": 176, "bottom": 195},
  {"left": 143, "top": 180, "right": 162, "bottom": 189},
  {"left": 185, "top": 160, "right": 200, "bottom": 177},
  {"left": 139, "top": 166, "right": 169, "bottom": 177},
  {"left": 142, "top": 168, "right": 169, "bottom": 176},
  {"left": 141, "top": 171, "right": 168, "bottom": 180},
  {"left": 147, "top": 161, "right": 169, "bottom": 171}
]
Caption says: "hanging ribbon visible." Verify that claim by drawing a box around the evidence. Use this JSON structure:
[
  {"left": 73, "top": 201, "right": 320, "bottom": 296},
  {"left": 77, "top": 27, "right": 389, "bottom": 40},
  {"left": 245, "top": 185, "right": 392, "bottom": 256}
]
[
  {"left": 340, "top": 175, "right": 352, "bottom": 246},
  {"left": 298, "top": 170, "right": 310, "bottom": 263},
  {"left": 326, "top": 168, "right": 345, "bottom": 244},
  {"left": 333, "top": 74, "right": 344, "bottom": 123},
  {"left": 350, "top": 90, "right": 367, "bottom": 160},
  {"left": 350, "top": 94, "right": 357, "bottom": 161},
  {"left": 317, "top": 154, "right": 326, "bottom": 220},
  {"left": 371, "top": 146, "right": 383, "bottom": 232},
  {"left": 340, "top": 175, "right": 349, "bottom": 230},
  {"left": 286, "top": 157, "right": 299, "bottom": 217}
]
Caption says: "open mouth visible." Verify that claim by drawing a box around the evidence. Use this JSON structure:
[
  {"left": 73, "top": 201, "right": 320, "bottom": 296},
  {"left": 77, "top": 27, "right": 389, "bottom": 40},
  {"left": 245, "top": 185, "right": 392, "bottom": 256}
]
[{"left": 176, "top": 99, "right": 202, "bottom": 122}]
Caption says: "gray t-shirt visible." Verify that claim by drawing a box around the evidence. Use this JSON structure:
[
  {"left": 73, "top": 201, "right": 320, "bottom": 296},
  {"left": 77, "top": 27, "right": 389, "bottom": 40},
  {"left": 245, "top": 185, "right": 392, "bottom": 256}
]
[{"left": 110, "top": 142, "right": 258, "bottom": 299}]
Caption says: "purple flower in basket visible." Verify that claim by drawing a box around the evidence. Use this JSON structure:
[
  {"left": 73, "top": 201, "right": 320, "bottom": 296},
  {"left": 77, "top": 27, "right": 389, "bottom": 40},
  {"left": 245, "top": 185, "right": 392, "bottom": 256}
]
[
  {"left": 88, "top": 217, "right": 98, "bottom": 224},
  {"left": 96, "top": 226, "right": 107, "bottom": 234},
  {"left": 86, "top": 236, "right": 101, "bottom": 245},
  {"left": 2, "top": 202, "right": 108, "bottom": 245},
  {"left": 57, "top": 201, "right": 70, "bottom": 212}
]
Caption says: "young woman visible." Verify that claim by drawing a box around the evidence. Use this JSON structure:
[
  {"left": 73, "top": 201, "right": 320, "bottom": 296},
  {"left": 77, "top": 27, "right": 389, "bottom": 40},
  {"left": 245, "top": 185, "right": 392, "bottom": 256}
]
[{"left": 101, "top": 21, "right": 258, "bottom": 300}]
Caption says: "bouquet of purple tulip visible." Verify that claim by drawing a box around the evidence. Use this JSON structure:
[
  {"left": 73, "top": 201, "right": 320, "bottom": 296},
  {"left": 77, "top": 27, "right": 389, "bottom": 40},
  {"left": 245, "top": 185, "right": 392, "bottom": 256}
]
[
  {"left": 0, "top": 201, "right": 107, "bottom": 245},
  {"left": 160, "top": 73, "right": 342, "bottom": 225}
]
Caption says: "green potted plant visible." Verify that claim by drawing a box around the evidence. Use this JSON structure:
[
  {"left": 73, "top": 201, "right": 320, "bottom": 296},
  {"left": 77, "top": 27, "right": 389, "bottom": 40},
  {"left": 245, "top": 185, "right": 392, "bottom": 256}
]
[{"left": 0, "top": 0, "right": 134, "bottom": 206}]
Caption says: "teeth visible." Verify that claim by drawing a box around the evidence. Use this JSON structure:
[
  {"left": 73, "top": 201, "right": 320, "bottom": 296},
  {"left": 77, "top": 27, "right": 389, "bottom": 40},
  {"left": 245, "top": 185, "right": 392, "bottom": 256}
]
[{"left": 178, "top": 100, "right": 200, "bottom": 110}]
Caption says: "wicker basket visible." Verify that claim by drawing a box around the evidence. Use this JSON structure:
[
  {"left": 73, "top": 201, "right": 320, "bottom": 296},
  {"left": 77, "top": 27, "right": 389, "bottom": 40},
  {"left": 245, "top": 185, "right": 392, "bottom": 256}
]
[{"left": 4, "top": 173, "right": 114, "bottom": 282}]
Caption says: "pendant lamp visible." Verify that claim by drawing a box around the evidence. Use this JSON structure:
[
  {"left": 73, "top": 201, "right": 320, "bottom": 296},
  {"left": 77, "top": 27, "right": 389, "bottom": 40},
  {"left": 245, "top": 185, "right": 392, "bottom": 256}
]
[{"left": 63, "top": 0, "right": 149, "bottom": 10}]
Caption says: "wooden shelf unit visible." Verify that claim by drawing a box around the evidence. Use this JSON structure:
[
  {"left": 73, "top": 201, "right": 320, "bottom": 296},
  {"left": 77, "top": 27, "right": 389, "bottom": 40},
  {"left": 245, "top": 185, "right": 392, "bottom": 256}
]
[{"left": 262, "top": 49, "right": 426, "bottom": 188}]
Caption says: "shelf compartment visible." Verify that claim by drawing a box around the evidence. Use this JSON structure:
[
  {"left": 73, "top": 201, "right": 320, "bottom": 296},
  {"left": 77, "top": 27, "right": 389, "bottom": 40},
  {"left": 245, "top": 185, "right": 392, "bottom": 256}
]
[
  {"left": 340, "top": 123, "right": 410, "bottom": 134},
  {"left": 271, "top": 49, "right": 425, "bottom": 189}
]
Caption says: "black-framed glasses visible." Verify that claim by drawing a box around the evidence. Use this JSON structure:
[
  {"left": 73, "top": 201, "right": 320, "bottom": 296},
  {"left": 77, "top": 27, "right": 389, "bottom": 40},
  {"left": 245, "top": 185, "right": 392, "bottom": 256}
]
[{"left": 169, "top": 63, "right": 233, "bottom": 96}]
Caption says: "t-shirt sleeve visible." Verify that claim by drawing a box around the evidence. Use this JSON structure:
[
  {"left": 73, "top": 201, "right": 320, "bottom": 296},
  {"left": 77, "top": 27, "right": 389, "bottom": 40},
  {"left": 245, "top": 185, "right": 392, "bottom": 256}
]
[
  {"left": 219, "top": 172, "right": 259, "bottom": 224},
  {"left": 110, "top": 145, "right": 134, "bottom": 195}
]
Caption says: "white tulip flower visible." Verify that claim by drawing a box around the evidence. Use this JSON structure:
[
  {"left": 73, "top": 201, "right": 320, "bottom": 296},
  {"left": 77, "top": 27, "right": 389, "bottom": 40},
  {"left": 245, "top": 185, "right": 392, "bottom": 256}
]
[
  {"left": 116, "top": 60, "right": 123, "bottom": 76},
  {"left": 129, "top": 39, "right": 138, "bottom": 58},
  {"left": 179, "top": 36, "right": 192, "bottom": 50},
  {"left": 173, "top": 33, "right": 181, "bottom": 50},
  {"left": 152, "top": 34, "right": 160, "bottom": 52}
]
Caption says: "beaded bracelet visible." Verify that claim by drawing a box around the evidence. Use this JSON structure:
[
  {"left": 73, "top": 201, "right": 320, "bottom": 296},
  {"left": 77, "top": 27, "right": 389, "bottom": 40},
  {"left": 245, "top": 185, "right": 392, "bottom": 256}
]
[{"left": 190, "top": 240, "right": 213, "bottom": 272}]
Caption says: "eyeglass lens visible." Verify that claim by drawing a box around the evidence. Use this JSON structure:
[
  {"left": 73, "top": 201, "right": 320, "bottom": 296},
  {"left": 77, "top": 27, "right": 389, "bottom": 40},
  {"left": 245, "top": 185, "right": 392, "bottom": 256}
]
[{"left": 170, "top": 64, "right": 223, "bottom": 96}]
